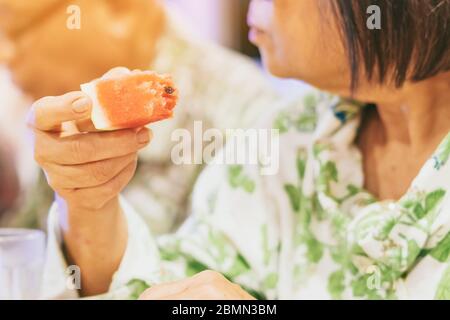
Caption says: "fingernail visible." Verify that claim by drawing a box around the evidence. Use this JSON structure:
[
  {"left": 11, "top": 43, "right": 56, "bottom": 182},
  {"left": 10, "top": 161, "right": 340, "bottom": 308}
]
[
  {"left": 72, "top": 98, "right": 89, "bottom": 113},
  {"left": 137, "top": 129, "right": 150, "bottom": 144}
]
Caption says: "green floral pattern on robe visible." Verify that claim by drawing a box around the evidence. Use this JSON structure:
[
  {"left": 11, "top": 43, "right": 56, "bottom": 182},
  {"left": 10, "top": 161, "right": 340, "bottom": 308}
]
[{"left": 47, "top": 90, "right": 450, "bottom": 300}]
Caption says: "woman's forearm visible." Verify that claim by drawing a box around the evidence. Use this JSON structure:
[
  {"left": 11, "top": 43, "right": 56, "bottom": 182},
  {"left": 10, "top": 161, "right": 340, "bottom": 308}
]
[
  {"left": 58, "top": 196, "right": 128, "bottom": 296},
  {"left": 26, "top": 76, "right": 149, "bottom": 297}
]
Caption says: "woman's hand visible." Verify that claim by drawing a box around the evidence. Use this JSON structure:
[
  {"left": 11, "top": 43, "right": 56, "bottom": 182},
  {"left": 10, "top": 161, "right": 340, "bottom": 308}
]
[
  {"left": 27, "top": 84, "right": 151, "bottom": 296},
  {"left": 139, "top": 271, "right": 256, "bottom": 300},
  {"left": 28, "top": 91, "right": 151, "bottom": 212}
]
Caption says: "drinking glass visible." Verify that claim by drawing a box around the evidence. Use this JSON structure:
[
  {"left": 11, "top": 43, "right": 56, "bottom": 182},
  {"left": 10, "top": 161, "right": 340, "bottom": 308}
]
[{"left": 0, "top": 228, "right": 46, "bottom": 300}]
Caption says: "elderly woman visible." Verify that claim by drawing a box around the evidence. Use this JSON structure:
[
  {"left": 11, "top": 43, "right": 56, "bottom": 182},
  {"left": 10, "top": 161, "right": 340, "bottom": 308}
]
[
  {"left": 0, "top": 0, "right": 284, "bottom": 232},
  {"left": 32, "top": 0, "right": 449, "bottom": 299}
]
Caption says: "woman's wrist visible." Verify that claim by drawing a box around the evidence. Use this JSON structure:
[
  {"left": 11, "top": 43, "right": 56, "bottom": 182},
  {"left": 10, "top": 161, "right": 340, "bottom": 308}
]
[
  {"left": 56, "top": 195, "right": 129, "bottom": 296},
  {"left": 57, "top": 195, "right": 122, "bottom": 230}
]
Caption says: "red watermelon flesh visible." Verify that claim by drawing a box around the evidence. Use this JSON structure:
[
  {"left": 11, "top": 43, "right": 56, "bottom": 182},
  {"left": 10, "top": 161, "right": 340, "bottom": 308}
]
[{"left": 81, "top": 70, "right": 178, "bottom": 130}]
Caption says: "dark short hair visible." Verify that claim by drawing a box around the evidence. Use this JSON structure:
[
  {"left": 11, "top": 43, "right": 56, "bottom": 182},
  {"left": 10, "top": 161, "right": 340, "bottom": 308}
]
[{"left": 329, "top": 0, "right": 450, "bottom": 90}]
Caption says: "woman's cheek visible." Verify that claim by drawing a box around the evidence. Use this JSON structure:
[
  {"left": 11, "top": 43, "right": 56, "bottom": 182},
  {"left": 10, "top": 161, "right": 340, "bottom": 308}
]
[{"left": 258, "top": 20, "right": 296, "bottom": 77}]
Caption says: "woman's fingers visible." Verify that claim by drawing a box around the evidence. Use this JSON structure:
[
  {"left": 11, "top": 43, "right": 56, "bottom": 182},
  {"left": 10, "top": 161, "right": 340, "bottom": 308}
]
[
  {"left": 62, "top": 160, "right": 138, "bottom": 210},
  {"left": 139, "top": 278, "right": 194, "bottom": 300},
  {"left": 101, "top": 67, "right": 130, "bottom": 79},
  {"left": 27, "top": 88, "right": 153, "bottom": 212},
  {"left": 75, "top": 118, "right": 100, "bottom": 133},
  {"left": 28, "top": 92, "right": 92, "bottom": 131},
  {"left": 44, "top": 153, "right": 137, "bottom": 189},
  {"left": 34, "top": 127, "right": 152, "bottom": 165},
  {"left": 139, "top": 271, "right": 239, "bottom": 300},
  {"left": 163, "top": 284, "right": 234, "bottom": 300}
]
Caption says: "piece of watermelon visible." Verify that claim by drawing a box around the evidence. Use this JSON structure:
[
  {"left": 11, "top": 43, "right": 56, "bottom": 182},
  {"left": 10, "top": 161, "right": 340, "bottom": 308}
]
[{"left": 81, "top": 69, "right": 178, "bottom": 130}]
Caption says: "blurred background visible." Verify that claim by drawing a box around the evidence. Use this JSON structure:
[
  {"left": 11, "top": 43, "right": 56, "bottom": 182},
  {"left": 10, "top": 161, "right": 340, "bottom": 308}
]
[
  {"left": 0, "top": 0, "right": 308, "bottom": 230},
  {"left": 168, "top": 0, "right": 258, "bottom": 55}
]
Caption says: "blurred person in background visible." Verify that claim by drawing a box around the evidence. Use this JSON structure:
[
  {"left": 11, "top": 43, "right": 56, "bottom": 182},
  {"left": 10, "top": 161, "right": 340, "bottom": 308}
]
[{"left": 0, "top": 0, "right": 286, "bottom": 232}]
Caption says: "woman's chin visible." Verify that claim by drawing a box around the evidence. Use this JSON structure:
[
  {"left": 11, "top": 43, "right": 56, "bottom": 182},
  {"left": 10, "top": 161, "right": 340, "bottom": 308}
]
[{"left": 260, "top": 53, "right": 293, "bottom": 79}]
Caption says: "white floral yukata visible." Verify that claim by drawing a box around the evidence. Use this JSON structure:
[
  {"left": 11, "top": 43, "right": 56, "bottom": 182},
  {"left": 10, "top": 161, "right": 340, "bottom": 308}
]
[{"left": 43, "top": 89, "right": 450, "bottom": 300}]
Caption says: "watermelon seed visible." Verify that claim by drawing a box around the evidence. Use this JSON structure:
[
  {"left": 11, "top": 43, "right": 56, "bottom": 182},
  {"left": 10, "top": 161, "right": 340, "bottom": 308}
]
[{"left": 164, "top": 86, "right": 175, "bottom": 94}]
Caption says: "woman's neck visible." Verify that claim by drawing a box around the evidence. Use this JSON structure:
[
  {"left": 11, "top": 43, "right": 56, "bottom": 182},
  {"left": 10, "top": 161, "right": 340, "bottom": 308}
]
[
  {"left": 364, "top": 72, "right": 450, "bottom": 154},
  {"left": 352, "top": 73, "right": 450, "bottom": 200}
]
